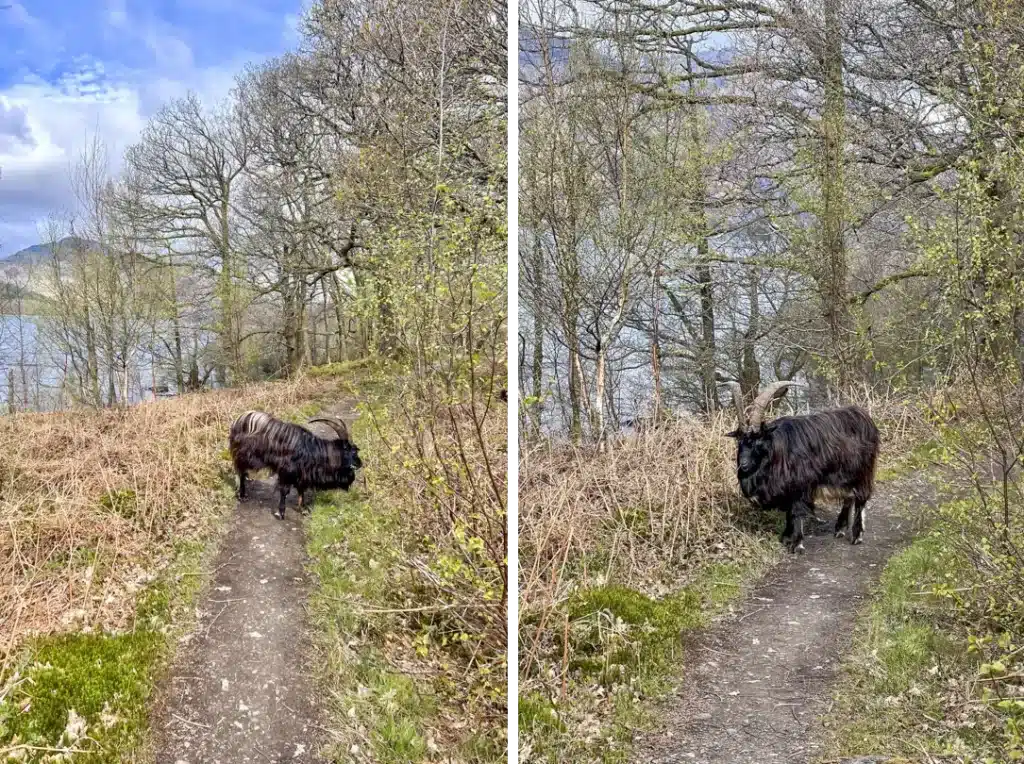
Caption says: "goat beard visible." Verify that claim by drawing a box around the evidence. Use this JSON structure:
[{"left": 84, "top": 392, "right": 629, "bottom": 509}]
[{"left": 737, "top": 467, "right": 775, "bottom": 510}]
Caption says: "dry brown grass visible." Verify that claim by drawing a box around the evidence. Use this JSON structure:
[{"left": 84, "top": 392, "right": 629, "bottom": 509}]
[
  {"left": 844, "top": 385, "right": 930, "bottom": 457},
  {"left": 0, "top": 375, "right": 349, "bottom": 657},
  {"left": 518, "top": 414, "right": 770, "bottom": 682}
]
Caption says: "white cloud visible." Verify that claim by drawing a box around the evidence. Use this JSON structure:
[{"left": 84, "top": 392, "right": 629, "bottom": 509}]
[
  {"left": 0, "top": 66, "right": 142, "bottom": 251},
  {"left": 0, "top": 58, "right": 250, "bottom": 254},
  {"left": 0, "top": 2, "right": 290, "bottom": 254}
]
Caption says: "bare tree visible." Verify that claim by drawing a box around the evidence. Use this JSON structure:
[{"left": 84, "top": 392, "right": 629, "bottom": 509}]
[{"left": 124, "top": 93, "right": 252, "bottom": 385}]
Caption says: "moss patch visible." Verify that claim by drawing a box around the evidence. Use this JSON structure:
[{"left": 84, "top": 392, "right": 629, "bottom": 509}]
[
  {"left": 0, "top": 631, "right": 162, "bottom": 759},
  {"left": 523, "top": 558, "right": 774, "bottom": 763},
  {"left": 0, "top": 498, "right": 227, "bottom": 762}
]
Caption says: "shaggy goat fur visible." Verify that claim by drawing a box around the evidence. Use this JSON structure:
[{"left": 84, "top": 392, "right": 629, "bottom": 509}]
[
  {"left": 229, "top": 410, "right": 362, "bottom": 519},
  {"left": 727, "top": 384, "right": 879, "bottom": 553}
]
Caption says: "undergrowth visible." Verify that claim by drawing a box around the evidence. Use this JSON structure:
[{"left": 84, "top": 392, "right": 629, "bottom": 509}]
[
  {"left": 306, "top": 364, "right": 507, "bottom": 763},
  {"left": 517, "top": 393, "right": 927, "bottom": 763},
  {"left": 518, "top": 417, "right": 782, "bottom": 763},
  {"left": 825, "top": 436, "right": 1024, "bottom": 763}
]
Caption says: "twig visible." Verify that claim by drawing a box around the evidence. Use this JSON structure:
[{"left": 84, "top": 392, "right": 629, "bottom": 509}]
[
  {"left": 325, "top": 600, "right": 470, "bottom": 614},
  {"left": 172, "top": 713, "right": 211, "bottom": 729},
  {"left": 739, "top": 606, "right": 768, "bottom": 622},
  {"left": 0, "top": 744, "right": 93, "bottom": 755}
]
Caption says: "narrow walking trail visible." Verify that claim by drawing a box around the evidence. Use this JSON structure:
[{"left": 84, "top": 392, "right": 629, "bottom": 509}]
[
  {"left": 633, "top": 479, "right": 928, "bottom": 764},
  {"left": 149, "top": 405, "right": 361, "bottom": 763},
  {"left": 150, "top": 479, "right": 325, "bottom": 764}
]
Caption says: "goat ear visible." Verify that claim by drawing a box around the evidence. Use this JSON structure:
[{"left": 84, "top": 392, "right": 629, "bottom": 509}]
[{"left": 725, "top": 429, "right": 743, "bottom": 438}]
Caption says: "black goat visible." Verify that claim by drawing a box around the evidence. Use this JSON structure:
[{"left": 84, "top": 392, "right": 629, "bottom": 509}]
[
  {"left": 229, "top": 411, "right": 363, "bottom": 519},
  {"left": 725, "top": 382, "right": 880, "bottom": 553}
]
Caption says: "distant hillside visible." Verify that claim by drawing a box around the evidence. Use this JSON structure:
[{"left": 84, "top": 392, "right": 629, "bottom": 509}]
[{"left": 2, "top": 236, "right": 95, "bottom": 266}]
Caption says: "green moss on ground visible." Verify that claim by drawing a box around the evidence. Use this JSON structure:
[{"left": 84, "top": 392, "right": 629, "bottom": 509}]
[
  {"left": 0, "top": 536, "right": 219, "bottom": 763},
  {"left": 521, "top": 558, "right": 774, "bottom": 763},
  {"left": 306, "top": 488, "right": 443, "bottom": 763}
]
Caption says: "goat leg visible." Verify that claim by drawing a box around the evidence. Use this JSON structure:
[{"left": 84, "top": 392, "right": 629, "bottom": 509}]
[
  {"left": 835, "top": 498, "right": 852, "bottom": 538},
  {"left": 238, "top": 471, "right": 247, "bottom": 500},
  {"left": 851, "top": 499, "right": 867, "bottom": 545},
  {"left": 276, "top": 483, "right": 288, "bottom": 520},
  {"left": 790, "top": 516, "right": 806, "bottom": 554},
  {"left": 780, "top": 508, "right": 794, "bottom": 542},
  {"left": 789, "top": 498, "right": 810, "bottom": 554}
]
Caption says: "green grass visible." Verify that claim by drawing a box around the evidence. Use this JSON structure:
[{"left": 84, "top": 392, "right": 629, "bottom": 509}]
[
  {"left": 822, "top": 533, "right": 982, "bottom": 760},
  {"left": 878, "top": 437, "right": 946, "bottom": 481},
  {"left": 306, "top": 357, "right": 381, "bottom": 379},
  {"left": 521, "top": 557, "right": 775, "bottom": 763},
  {"left": 0, "top": 632, "right": 163, "bottom": 758},
  {"left": 306, "top": 489, "right": 441, "bottom": 763}
]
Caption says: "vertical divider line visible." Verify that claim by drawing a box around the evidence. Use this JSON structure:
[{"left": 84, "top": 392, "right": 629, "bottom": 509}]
[{"left": 507, "top": 0, "right": 520, "bottom": 759}]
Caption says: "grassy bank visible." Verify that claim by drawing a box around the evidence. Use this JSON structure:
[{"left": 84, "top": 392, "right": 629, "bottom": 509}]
[
  {"left": 518, "top": 418, "right": 782, "bottom": 763},
  {"left": 305, "top": 366, "right": 507, "bottom": 762},
  {"left": 517, "top": 394, "right": 927, "bottom": 763},
  {"left": 824, "top": 503, "right": 1024, "bottom": 762},
  {"left": 0, "top": 373, "right": 367, "bottom": 761},
  {"left": 821, "top": 390, "right": 1024, "bottom": 763}
]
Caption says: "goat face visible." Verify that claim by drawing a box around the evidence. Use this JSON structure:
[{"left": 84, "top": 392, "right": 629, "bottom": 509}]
[
  {"left": 328, "top": 442, "right": 362, "bottom": 490},
  {"left": 347, "top": 443, "right": 363, "bottom": 471},
  {"left": 726, "top": 425, "right": 773, "bottom": 479}
]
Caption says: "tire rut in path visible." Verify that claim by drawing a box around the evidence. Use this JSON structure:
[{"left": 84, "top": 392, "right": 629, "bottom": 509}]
[
  {"left": 633, "top": 481, "right": 923, "bottom": 764},
  {"left": 150, "top": 478, "right": 324, "bottom": 764}
]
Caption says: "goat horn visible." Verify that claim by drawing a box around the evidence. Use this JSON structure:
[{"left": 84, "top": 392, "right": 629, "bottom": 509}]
[
  {"left": 726, "top": 381, "right": 747, "bottom": 429},
  {"left": 749, "top": 381, "right": 804, "bottom": 429},
  {"left": 308, "top": 416, "right": 350, "bottom": 441}
]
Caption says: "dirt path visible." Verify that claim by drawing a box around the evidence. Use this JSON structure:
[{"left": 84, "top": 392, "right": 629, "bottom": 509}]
[
  {"left": 633, "top": 480, "right": 927, "bottom": 764},
  {"left": 150, "top": 476, "right": 325, "bottom": 764}
]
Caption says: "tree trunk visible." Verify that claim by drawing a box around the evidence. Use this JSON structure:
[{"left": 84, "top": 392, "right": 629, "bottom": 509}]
[
  {"left": 84, "top": 304, "right": 101, "bottom": 407},
  {"left": 531, "top": 239, "right": 545, "bottom": 402},
  {"left": 651, "top": 265, "right": 662, "bottom": 422},
  {"left": 7, "top": 369, "right": 16, "bottom": 414},
  {"left": 172, "top": 314, "right": 184, "bottom": 394},
  {"left": 687, "top": 53, "right": 717, "bottom": 416},
  {"left": 818, "top": 0, "right": 852, "bottom": 388},
  {"left": 741, "top": 267, "right": 762, "bottom": 396},
  {"left": 696, "top": 253, "right": 717, "bottom": 415},
  {"left": 595, "top": 342, "right": 608, "bottom": 450},
  {"left": 283, "top": 282, "right": 298, "bottom": 377},
  {"left": 568, "top": 331, "right": 584, "bottom": 443}
]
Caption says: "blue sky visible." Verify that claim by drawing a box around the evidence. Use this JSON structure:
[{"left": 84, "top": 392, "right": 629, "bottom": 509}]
[{"left": 0, "top": 0, "right": 304, "bottom": 254}]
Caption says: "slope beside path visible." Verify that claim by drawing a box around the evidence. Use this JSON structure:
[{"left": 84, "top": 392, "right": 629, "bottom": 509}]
[{"left": 633, "top": 479, "right": 927, "bottom": 764}]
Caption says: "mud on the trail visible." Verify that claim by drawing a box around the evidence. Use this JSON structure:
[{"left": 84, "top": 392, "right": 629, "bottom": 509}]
[
  {"left": 633, "top": 480, "right": 927, "bottom": 764},
  {"left": 149, "top": 477, "right": 325, "bottom": 764}
]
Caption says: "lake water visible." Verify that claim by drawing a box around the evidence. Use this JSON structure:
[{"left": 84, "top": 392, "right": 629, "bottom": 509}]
[{"left": 0, "top": 315, "right": 180, "bottom": 412}]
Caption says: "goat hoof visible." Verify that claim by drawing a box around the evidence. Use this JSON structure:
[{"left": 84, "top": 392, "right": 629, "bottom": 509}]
[
  {"left": 790, "top": 542, "right": 805, "bottom": 554},
  {"left": 852, "top": 536, "right": 863, "bottom": 545},
  {"left": 834, "top": 530, "right": 846, "bottom": 538},
  {"left": 275, "top": 511, "right": 285, "bottom": 520}
]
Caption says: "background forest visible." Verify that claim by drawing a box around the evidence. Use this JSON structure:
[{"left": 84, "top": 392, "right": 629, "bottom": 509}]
[{"left": 518, "top": 1, "right": 1024, "bottom": 761}]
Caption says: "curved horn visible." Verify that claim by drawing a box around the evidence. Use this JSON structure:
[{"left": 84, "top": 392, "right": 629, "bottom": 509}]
[
  {"left": 308, "top": 416, "right": 351, "bottom": 441},
  {"left": 748, "top": 381, "right": 804, "bottom": 429},
  {"left": 726, "top": 381, "right": 747, "bottom": 430}
]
